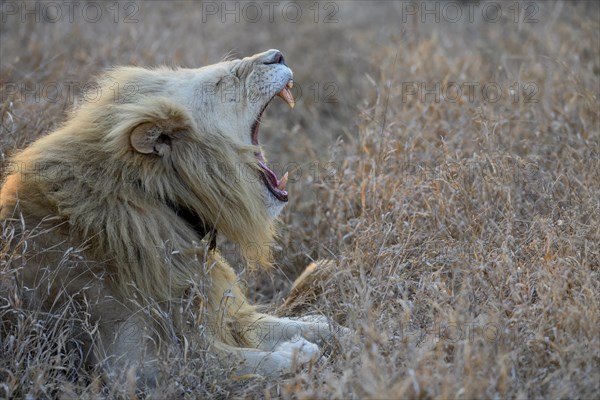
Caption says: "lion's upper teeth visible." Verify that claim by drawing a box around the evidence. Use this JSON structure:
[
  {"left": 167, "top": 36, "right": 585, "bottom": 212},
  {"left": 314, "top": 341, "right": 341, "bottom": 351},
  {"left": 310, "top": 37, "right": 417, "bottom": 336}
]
[
  {"left": 277, "top": 171, "right": 288, "bottom": 190},
  {"left": 277, "top": 86, "right": 295, "bottom": 108}
]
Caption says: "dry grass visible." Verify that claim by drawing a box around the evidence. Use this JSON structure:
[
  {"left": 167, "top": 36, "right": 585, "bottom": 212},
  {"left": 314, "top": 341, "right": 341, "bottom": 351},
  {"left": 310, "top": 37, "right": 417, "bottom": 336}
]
[{"left": 1, "top": 1, "right": 599, "bottom": 398}]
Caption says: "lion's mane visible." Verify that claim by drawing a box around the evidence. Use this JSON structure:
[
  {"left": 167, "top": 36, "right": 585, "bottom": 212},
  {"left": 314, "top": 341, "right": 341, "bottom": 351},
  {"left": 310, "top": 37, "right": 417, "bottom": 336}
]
[{"left": 1, "top": 67, "right": 275, "bottom": 302}]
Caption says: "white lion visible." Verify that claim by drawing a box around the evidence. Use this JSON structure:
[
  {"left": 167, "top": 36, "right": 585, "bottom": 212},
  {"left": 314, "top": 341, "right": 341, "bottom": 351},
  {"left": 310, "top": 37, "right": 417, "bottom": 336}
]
[{"left": 0, "top": 49, "right": 346, "bottom": 386}]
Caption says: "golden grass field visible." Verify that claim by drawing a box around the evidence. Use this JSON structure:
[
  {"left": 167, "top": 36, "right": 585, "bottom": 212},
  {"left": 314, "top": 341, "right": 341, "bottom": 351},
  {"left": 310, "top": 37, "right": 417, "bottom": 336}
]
[{"left": 1, "top": 1, "right": 599, "bottom": 398}]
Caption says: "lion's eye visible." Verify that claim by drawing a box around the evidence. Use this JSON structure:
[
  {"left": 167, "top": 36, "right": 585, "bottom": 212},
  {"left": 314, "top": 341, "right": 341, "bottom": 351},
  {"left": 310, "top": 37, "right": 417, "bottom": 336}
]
[
  {"left": 217, "top": 74, "right": 239, "bottom": 88},
  {"left": 215, "top": 76, "right": 225, "bottom": 87}
]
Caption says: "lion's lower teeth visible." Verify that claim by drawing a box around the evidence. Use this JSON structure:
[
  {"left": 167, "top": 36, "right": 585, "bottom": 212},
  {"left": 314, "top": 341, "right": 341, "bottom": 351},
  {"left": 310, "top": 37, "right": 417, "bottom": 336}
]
[{"left": 277, "top": 172, "right": 288, "bottom": 190}]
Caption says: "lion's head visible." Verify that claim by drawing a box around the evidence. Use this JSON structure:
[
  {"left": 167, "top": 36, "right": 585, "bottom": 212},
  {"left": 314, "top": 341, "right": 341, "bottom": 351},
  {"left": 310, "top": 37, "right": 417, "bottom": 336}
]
[
  {"left": 1, "top": 50, "right": 295, "bottom": 296},
  {"left": 95, "top": 49, "right": 293, "bottom": 266}
]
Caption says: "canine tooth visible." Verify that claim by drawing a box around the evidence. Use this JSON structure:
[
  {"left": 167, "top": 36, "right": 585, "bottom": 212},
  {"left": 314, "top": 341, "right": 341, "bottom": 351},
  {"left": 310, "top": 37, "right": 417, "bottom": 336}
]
[
  {"left": 287, "top": 80, "right": 293, "bottom": 89},
  {"left": 277, "top": 87, "right": 295, "bottom": 108},
  {"left": 277, "top": 172, "right": 288, "bottom": 190}
]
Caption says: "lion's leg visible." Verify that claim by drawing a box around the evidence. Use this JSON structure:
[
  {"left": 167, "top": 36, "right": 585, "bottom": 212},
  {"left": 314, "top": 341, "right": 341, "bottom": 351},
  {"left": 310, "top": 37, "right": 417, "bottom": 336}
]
[
  {"left": 203, "top": 253, "right": 345, "bottom": 359},
  {"left": 203, "top": 253, "right": 325, "bottom": 374},
  {"left": 204, "top": 252, "right": 260, "bottom": 347}
]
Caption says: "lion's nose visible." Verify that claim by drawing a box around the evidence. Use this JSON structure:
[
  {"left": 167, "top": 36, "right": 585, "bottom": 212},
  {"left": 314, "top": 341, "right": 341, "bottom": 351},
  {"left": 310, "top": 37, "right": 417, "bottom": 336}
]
[{"left": 258, "top": 49, "right": 286, "bottom": 66}]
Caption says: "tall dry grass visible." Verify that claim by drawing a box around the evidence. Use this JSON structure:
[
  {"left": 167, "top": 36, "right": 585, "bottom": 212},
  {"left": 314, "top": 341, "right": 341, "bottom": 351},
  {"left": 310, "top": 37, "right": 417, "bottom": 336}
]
[{"left": 1, "top": 1, "right": 599, "bottom": 398}]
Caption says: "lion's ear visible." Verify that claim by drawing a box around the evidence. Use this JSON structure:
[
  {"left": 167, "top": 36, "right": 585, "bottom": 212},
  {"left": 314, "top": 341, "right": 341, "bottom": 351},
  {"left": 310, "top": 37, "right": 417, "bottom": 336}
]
[
  {"left": 124, "top": 97, "right": 194, "bottom": 157},
  {"left": 130, "top": 122, "right": 173, "bottom": 157}
]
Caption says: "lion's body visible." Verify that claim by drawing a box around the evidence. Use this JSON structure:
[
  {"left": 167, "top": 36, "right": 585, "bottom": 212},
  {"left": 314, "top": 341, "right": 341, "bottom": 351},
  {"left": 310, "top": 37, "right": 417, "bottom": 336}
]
[{"left": 0, "top": 50, "right": 340, "bottom": 385}]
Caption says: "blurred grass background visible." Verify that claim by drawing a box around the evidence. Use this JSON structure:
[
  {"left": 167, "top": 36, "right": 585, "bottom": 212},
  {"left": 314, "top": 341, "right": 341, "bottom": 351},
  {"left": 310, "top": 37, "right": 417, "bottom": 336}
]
[{"left": 1, "top": 1, "right": 599, "bottom": 398}]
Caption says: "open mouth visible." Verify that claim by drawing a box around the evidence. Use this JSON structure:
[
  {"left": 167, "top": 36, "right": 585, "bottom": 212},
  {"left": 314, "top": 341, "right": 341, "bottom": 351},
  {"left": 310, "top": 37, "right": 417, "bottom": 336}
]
[{"left": 252, "top": 80, "right": 295, "bottom": 203}]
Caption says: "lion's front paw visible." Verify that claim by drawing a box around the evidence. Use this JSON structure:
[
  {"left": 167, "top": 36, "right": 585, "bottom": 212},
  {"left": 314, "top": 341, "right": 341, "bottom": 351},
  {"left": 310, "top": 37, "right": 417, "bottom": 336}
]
[
  {"left": 244, "top": 336, "right": 319, "bottom": 376},
  {"left": 287, "top": 315, "right": 352, "bottom": 345},
  {"left": 273, "top": 334, "right": 320, "bottom": 365}
]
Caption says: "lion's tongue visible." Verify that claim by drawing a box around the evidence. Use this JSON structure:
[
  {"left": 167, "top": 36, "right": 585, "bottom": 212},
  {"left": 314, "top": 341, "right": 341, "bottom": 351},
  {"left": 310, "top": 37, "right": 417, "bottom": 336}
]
[{"left": 259, "top": 161, "right": 288, "bottom": 191}]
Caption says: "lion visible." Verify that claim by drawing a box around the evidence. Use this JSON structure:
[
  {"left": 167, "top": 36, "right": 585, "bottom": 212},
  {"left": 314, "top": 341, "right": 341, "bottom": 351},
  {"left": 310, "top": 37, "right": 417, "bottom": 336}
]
[{"left": 0, "top": 49, "right": 345, "bottom": 387}]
